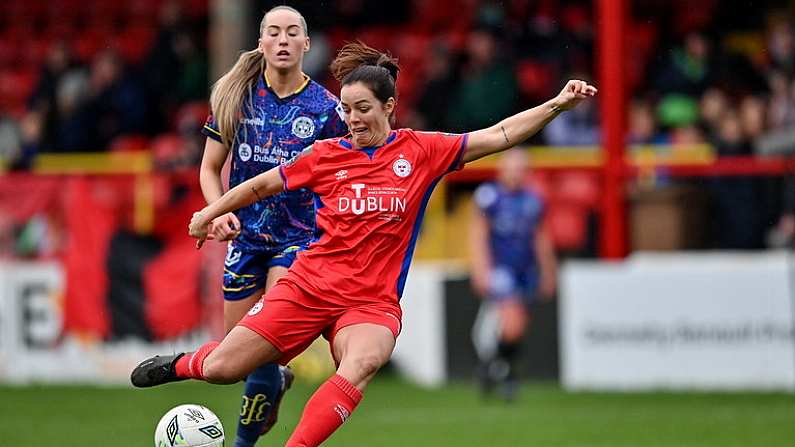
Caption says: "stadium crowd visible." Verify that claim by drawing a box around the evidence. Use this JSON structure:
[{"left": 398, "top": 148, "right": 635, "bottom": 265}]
[{"left": 4, "top": 0, "right": 795, "bottom": 256}]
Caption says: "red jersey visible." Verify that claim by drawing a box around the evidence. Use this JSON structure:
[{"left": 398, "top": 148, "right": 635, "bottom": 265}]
[{"left": 278, "top": 128, "right": 468, "bottom": 306}]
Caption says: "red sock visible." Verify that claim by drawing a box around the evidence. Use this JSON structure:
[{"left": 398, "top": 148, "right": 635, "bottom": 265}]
[
  {"left": 285, "top": 374, "right": 363, "bottom": 447},
  {"left": 174, "top": 341, "right": 219, "bottom": 380}
]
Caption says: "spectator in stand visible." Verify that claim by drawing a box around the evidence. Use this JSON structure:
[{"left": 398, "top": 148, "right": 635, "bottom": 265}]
[
  {"left": 409, "top": 42, "right": 459, "bottom": 131},
  {"left": 707, "top": 110, "right": 762, "bottom": 249},
  {"left": 766, "top": 18, "right": 795, "bottom": 76},
  {"left": 28, "top": 40, "right": 82, "bottom": 151},
  {"left": 82, "top": 49, "right": 148, "bottom": 150},
  {"left": 446, "top": 27, "right": 518, "bottom": 133},
  {"left": 713, "top": 110, "right": 750, "bottom": 156},
  {"left": 766, "top": 70, "right": 795, "bottom": 130},
  {"left": 654, "top": 32, "right": 714, "bottom": 96},
  {"left": 658, "top": 93, "right": 702, "bottom": 147},
  {"left": 627, "top": 98, "right": 668, "bottom": 145},
  {"left": 53, "top": 70, "right": 92, "bottom": 152},
  {"left": 12, "top": 111, "right": 43, "bottom": 169},
  {"left": 699, "top": 88, "right": 729, "bottom": 139},
  {"left": 144, "top": 0, "right": 208, "bottom": 131},
  {"left": 0, "top": 116, "right": 21, "bottom": 166},
  {"left": 739, "top": 95, "right": 767, "bottom": 150},
  {"left": 669, "top": 123, "right": 706, "bottom": 146}
]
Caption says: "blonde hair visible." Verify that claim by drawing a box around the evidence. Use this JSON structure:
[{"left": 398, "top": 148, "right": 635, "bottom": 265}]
[{"left": 209, "top": 6, "right": 308, "bottom": 147}]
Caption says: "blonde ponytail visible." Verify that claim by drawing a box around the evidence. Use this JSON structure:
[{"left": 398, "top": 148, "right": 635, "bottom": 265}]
[{"left": 209, "top": 49, "right": 264, "bottom": 147}]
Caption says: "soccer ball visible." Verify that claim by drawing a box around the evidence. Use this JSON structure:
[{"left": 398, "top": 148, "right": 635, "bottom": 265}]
[{"left": 154, "top": 404, "right": 225, "bottom": 447}]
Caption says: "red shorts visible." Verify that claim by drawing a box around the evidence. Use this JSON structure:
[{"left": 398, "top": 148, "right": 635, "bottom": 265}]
[{"left": 237, "top": 280, "right": 403, "bottom": 365}]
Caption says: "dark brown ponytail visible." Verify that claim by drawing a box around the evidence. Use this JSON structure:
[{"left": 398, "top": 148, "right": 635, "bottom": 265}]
[{"left": 330, "top": 41, "right": 400, "bottom": 104}]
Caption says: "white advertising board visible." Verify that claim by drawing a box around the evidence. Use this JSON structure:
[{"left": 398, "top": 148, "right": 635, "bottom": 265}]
[
  {"left": 561, "top": 252, "right": 795, "bottom": 391},
  {"left": 0, "top": 261, "right": 205, "bottom": 384},
  {"left": 392, "top": 263, "right": 447, "bottom": 387}
]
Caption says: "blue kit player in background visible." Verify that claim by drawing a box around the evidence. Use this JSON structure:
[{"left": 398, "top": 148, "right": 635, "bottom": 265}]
[
  {"left": 198, "top": 6, "right": 347, "bottom": 447},
  {"left": 469, "top": 148, "right": 557, "bottom": 401}
]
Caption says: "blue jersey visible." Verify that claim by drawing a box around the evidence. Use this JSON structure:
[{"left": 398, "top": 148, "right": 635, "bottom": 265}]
[
  {"left": 474, "top": 182, "right": 544, "bottom": 273},
  {"left": 202, "top": 75, "right": 348, "bottom": 252}
]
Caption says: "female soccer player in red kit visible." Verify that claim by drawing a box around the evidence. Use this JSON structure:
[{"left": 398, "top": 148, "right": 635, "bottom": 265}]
[
  {"left": 132, "top": 42, "right": 596, "bottom": 446},
  {"left": 199, "top": 7, "right": 346, "bottom": 446}
]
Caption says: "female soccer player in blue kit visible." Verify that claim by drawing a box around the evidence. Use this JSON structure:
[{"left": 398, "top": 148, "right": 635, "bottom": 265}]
[
  {"left": 470, "top": 149, "right": 557, "bottom": 401},
  {"left": 198, "top": 6, "right": 346, "bottom": 447}
]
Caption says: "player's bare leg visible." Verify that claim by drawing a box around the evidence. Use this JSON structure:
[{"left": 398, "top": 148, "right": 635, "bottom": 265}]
[
  {"left": 284, "top": 323, "right": 395, "bottom": 447},
  {"left": 131, "top": 326, "right": 281, "bottom": 387},
  {"left": 202, "top": 326, "right": 281, "bottom": 383},
  {"left": 333, "top": 323, "right": 395, "bottom": 389},
  {"left": 493, "top": 300, "right": 528, "bottom": 401},
  {"left": 223, "top": 288, "right": 265, "bottom": 334},
  {"left": 499, "top": 300, "right": 528, "bottom": 343}
]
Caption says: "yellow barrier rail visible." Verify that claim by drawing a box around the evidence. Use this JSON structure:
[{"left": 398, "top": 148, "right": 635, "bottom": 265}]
[{"left": 33, "top": 151, "right": 153, "bottom": 175}]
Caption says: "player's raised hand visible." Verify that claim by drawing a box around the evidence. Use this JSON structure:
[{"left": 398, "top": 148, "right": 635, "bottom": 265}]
[
  {"left": 188, "top": 210, "right": 215, "bottom": 249},
  {"left": 554, "top": 79, "right": 598, "bottom": 111},
  {"left": 209, "top": 212, "right": 241, "bottom": 242}
]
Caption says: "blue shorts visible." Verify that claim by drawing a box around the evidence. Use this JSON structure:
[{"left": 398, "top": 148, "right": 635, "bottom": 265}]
[
  {"left": 488, "top": 265, "right": 539, "bottom": 304},
  {"left": 222, "top": 240, "right": 307, "bottom": 301}
]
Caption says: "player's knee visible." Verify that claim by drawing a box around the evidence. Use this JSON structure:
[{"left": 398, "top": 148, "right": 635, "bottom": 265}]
[
  {"left": 348, "top": 353, "right": 384, "bottom": 380},
  {"left": 202, "top": 355, "right": 244, "bottom": 384}
]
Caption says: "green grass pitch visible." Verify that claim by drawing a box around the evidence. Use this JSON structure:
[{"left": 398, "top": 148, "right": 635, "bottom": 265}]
[{"left": 1, "top": 375, "right": 794, "bottom": 446}]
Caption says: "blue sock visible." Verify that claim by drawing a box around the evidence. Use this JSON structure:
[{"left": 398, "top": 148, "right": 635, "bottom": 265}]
[{"left": 234, "top": 363, "right": 282, "bottom": 447}]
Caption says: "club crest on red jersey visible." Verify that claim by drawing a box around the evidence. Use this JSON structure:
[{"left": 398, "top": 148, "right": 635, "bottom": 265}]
[{"left": 392, "top": 156, "right": 412, "bottom": 178}]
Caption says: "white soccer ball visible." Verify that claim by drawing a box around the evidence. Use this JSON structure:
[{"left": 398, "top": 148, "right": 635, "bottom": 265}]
[{"left": 154, "top": 404, "right": 225, "bottom": 447}]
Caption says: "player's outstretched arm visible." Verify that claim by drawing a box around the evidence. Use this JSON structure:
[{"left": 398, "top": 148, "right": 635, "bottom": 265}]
[
  {"left": 189, "top": 166, "right": 284, "bottom": 246},
  {"left": 463, "top": 79, "right": 597, "bottom": 163},
  {"left": 199, "top": 137, "right": 241, "bottom": 241}
]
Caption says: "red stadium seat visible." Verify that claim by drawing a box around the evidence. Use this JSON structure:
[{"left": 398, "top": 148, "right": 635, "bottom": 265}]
[
  {"left": 127, "top": 0, "right": 162, "bottom": 19},
  {"left": 0, "top": 69, "right": 38, "bottom": 117},
  {"left": 46, "top": 2, "right": 82, "bottom": 33},
  {"left": 444, "top": 28, "right": 470, "bottom": 52},
  {"left": 0, "top": 38, "right": 18, "bottom": 68},
  {"left": 23, "top": 38, "right": 50, "bottom": 69},
  {"left": 561, "top": 4, "right": 591, "bottom": 34},
  {"left": 110, "top": 135, "right": 150, "bottom": 152},
  {"left": 85, "top": 0, "right": 126, "bottom": 22},
  {"left": 44, "top": 20, "right": 77, "bottom": 41},
  {"left": 553, "top": 171, "right": 601, "bottom": 208},
  {"left": 357, "top": 27, "right": 395, "bottom": 54},
  {"left": 393, "top": 32, "right": 431, "bottom": 66},
  {"left": 174, "top": 100, "right": 209, "bottom": 131},
  {"left": 525, "top": 172, "right": 553, "bottom": 200},
  {"left": 326, "top": 27, "right": 352, "bottom": 54},
  {"left": 624, "top": 23, "right": 658, "bottom": 91},
  {"left": 151, "top": 133, "right": 185, "bottom": 165},
  {"left": 7, "top": 0, "right": 45, "bottom": 24},
  {"left": 545, "top": 203, "right": 588, "bottom": 251},
  {"left": 673, "top": 0, "right": 718, "bottom": 36},
  {"left": 73, "top": 29, "right": 112, "bottom": 63},
  {"left": 114, "top": 26, "right": 156, "bottom": 64},
  {"left": 181, "top": 0, "right": 209, "bottom": 19},
  {"left": 517, "top": 60, "right": 556, "bottom": 100},
  {"left": 412, "top": 0, "right": 475, "bottom": 33}
]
